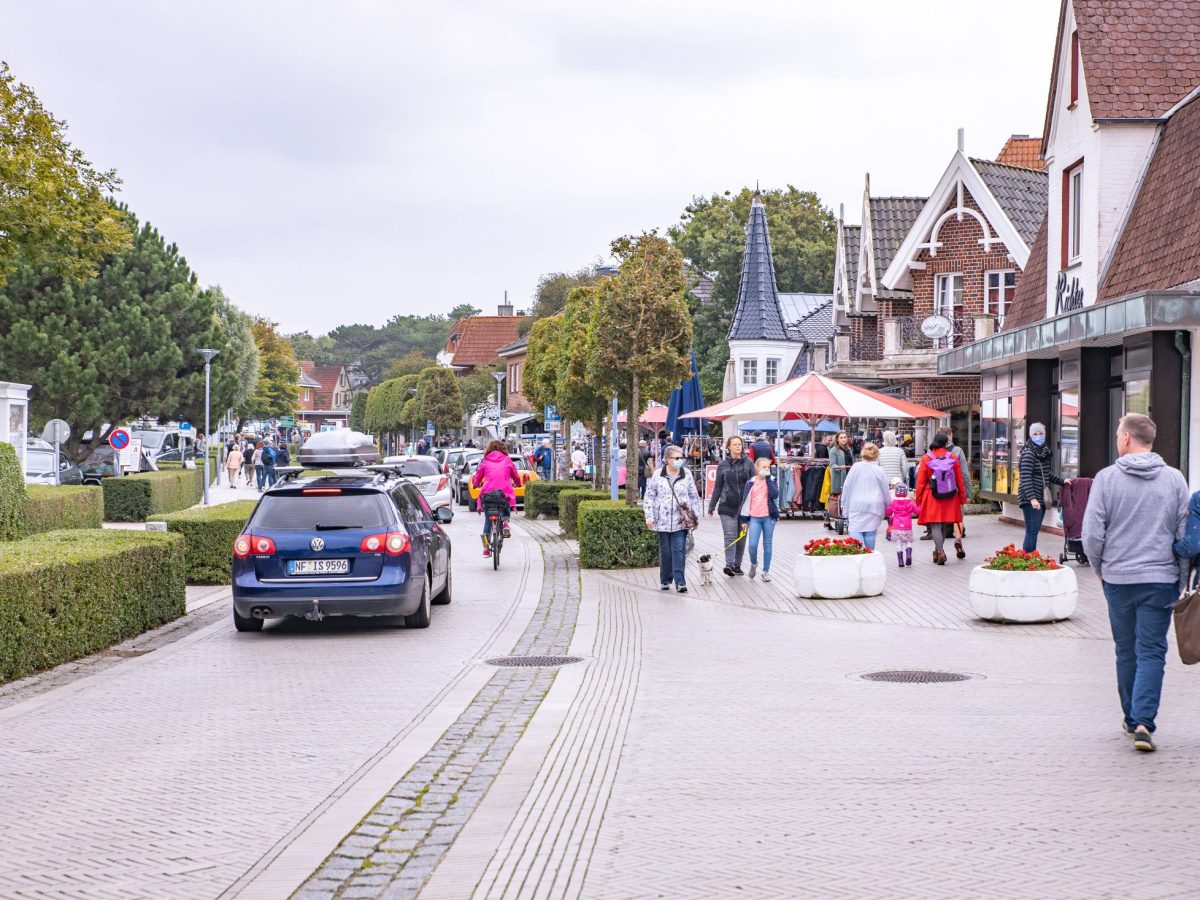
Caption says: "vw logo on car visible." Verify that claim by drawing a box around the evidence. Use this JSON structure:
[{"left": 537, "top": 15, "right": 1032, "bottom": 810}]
[{"left": 310, "top": 537, "right": 325, "bottom": 552}]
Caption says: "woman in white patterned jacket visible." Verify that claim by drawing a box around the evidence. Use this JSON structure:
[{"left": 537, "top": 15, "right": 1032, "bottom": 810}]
[{"left": 644, "top": 445, "right": 702, "bottom": 594}]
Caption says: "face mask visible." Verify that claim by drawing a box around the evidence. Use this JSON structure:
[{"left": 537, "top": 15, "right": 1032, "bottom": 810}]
[
  {"left": 669, "top": 458, "right": 683, "bottom": 469},
  {"left": 1031, "top": 435, "right": 1045, "bottom": 446}
]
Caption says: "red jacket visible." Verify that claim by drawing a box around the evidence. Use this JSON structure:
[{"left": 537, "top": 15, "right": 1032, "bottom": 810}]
[{"left": 915, "top": 448, "right": 966, "bottom": 525}]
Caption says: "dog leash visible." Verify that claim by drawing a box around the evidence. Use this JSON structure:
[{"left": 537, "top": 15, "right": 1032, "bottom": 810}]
[{"left": 722, "top": 526, "right": 748, "bottom": 551}]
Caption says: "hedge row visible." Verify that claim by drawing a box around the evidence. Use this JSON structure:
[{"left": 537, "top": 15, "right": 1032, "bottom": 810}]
[
  {"left": 103, "top": 468, "right": 204, "bottom": 521},
  {"left": 151, "top": 500, "right": 257, "bottom": 584},
  {"left": 23, "top": 485, "right": 104, "bottom": 534},
  {"left": 558, "top": 489, "right": 609, "bottom": 540},
  {"left": 0, "top": 529, "right": 186, "bottom": 684},
  {"left": 577, "top": 500, "right": 658, "bottom": 569},
  {"left": 0, "top": 442, "right": 23, "bottom": 541},
  {"left": 522, "top": 481, "right": 585, "bottom": 519}
]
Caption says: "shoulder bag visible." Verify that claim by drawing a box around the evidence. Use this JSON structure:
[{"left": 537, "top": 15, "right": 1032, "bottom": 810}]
[
  {"left": 672, "top": 477, "right": 699, "bottom": 531},
  {"left": 1174, "top": 563, "right": 1200, "bottom": 665}
]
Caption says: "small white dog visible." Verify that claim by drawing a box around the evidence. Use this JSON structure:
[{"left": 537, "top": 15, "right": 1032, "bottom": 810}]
[{"left": 698, "top": 554, "right": 714, "bottom": 586}]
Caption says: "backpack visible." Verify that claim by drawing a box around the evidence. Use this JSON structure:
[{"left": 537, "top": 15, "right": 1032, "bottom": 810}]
[
  {"left": 262, "top": 445, "right": 276, "bottom": 466},
  {"left": 927, "top": 453, "right": 958, "bottom": 499}
]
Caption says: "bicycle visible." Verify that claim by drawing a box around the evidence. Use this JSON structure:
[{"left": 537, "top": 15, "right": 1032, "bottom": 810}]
[{"left": 481, "top": 492, "right": 510, "bottom": 569}]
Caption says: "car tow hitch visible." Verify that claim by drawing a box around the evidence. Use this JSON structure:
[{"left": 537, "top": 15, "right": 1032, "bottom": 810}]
[{"left": 305, "top": 600, "right": 324, "bottom": 622}]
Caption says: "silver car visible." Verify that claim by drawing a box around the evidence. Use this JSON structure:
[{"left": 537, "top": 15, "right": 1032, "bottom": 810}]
[{"left": 382, "top": 455, "right": 454, "bottom": 511}]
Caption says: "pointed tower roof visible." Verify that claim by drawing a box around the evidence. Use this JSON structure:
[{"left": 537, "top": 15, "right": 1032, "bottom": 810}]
[{"left": 727, "top": 194, "right": 789, "bottom": 341}]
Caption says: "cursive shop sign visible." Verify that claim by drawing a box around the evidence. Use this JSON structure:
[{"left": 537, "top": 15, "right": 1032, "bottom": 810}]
[{"left": 1055, "top": 271, "right": 1085, "bottom": 315}]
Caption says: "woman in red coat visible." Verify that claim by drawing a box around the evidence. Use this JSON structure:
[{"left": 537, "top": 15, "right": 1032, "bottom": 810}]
[{"left": 915, "top": 432, "right": 967, "bottom": 565}]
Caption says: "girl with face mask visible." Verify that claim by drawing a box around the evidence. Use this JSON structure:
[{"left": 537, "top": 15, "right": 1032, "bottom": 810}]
[
  {"left": 738, "top": 457, "right": 780, "bottom": 581},
  {"left": 1017, "top": 423, "right": 1071, "bottom": 552},
  {"left": 644, "top": 445, "right": 702, "bottom": 592}
]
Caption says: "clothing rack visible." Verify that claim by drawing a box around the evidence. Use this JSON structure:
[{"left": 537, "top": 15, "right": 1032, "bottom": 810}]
[{"left": 776, "top": 457, "right": 828, "bottom": 519}]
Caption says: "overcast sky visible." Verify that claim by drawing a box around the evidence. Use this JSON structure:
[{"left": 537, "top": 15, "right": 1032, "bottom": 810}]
[{"left": 6, "top": 0, "right": 1060, "bottom": 335}]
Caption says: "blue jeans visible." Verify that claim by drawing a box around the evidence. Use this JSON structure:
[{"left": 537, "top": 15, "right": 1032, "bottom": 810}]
[
  {"left": 1021, "top": 503, "right": 1045, "bottom": 553},
  {"left": 539, "top": 465, "right": 552, "bottom": 482},
  {"left": 657, "top": 530, "right": 688, "bottom": 588},
  {"left": 748, "top": 517, "right": 776, "bottom": 572},
  {"left": 1102, "top": 581, "right": 1177, "bottom": 732},
  {"left": 255, "top": 465, "right": 266, "bottom": 490},
  {"left": 851, "top": 530, "right": 877, "bottom": 551}
]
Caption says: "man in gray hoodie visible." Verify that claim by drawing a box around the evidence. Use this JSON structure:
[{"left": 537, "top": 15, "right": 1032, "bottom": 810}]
[{"left": 1082, "top": 413, "right": 1190, "bottom": 752}]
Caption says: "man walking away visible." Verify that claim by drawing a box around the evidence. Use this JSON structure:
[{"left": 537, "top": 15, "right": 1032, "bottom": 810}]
[
  {"left": 533, "top": 438, "right": 553, "bottom": 481},
  {"left": 638, "top": 439, "right": 652, "bottom": 498},
  {"left": 747, "top": 432, "right": 776, "bottom": 464},
  {"left": 1082, "top": 414, "right": 1190, "bottom": 752}
]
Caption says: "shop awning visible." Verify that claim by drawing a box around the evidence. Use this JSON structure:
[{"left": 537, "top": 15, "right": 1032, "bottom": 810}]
[{"left": 939, "top": 291, "right": 1200, "bottom": 375}]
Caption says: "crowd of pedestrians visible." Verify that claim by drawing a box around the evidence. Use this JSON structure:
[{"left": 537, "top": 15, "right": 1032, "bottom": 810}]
[{"left": 222, "top": 432, "right": 287, "bottom": 492}]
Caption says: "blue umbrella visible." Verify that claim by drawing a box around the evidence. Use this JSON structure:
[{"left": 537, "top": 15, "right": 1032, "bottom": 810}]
[{"left": 665, "top": 351, "right": 706, "bottom": 446}]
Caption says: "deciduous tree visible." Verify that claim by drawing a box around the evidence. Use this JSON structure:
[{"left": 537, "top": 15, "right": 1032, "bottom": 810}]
[
  {"left": 415, "top": 367, "right": 464, "bottom": 435},
  {"left": 0, "top": 62, "right": 130, "bottom": 285},
  {"left": 244, "top": 319, "right": 300, "bottom": 421},
  {"left": 590, "top": 234, "right": 692, "bottom": 504}
]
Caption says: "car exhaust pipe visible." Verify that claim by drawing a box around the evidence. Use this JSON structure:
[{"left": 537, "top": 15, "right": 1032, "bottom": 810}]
[
  {"left": 305, "top": 600, "right": 324, "bottom": 622},
  {"left": 251, "top": 606, "right": 272, "bottom": 619}
]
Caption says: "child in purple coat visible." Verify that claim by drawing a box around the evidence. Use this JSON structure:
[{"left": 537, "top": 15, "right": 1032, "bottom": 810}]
[{"left": 885, "top": 484, "right": 921, "bottom": 568}]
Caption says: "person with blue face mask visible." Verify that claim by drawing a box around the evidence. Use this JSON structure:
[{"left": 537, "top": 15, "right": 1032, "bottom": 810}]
[
  {"left": 1017, "top": 422, "right": 1071, "bottom": 552},
  {"left": 644, "top": 445, "right": 702, "bottom": 593}
]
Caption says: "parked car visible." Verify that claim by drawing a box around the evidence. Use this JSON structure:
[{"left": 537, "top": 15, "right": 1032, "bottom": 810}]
[
  {"left": 77, "top": 445, "right": 158, "bottom": 484},
  {"left": 132, "top": 429, "right": 195, "bottom": 465},
  {"left": 382, "top": 455, "right": 454, "bottom": 511},
  {"left": 452, "top": 450, "right": 484, "bottom": 506},
  {"left": 464, "top": 453, "right": 538, "bottom": 508},
  {"left": 24, "top": 447, "right": 83, "bottom": 486},
  {"left": 432, "top": 446, "right": 479, "bottom": 477},
  {"left": 231, "top": 471, "right": 453, "bottom": 632}
]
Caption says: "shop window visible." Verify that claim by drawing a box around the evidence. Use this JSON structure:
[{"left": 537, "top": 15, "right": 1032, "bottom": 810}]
[
  {"left": 742, "top": 358, "right": 758, "bottom": 385},
  {"left": 985, "top": 270, "right": 1016, "bottom": 326},
  {"left": 1060, "top": 390, "right": 1080, "bottom": 479},
  {"left": 765, "top": 359, "right": 780, "bottom": 385},
  {"left": 980, "top": 399, "right": 995, "bottom": 494},
  {"left": 1124, "top": 378, "right": 1151, "bottom": 416}
]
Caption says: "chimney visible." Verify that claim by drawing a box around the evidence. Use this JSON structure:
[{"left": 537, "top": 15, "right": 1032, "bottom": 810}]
[{"left": 498, "top": 289, "right": 514, "bottom": 317}]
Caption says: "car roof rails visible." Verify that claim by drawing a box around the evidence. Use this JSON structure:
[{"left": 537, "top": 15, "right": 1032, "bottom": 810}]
[{"left": 275, "top": 466, "right": 306, "bottom": 482}]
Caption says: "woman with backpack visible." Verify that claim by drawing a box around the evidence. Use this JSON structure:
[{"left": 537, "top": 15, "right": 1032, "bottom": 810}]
[
  {"left": 915, "top": 432, "right": 967, "bottom": 565},
  {"left": 707, "top": 435, "right": 754, "bottom": 577}
]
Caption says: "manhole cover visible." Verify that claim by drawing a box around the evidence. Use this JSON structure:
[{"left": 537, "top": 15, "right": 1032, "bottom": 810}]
[
  {"left": 484, "top": 655, "right": 583, "bottom": 668},
  {"left": 860, "top": 670, "right": 972, "bottom": 684}
]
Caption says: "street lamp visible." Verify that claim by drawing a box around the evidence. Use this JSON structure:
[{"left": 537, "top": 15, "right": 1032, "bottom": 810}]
[
  {"left": 198, "top": 349, "right": 219, "bottom": 505},
  {"left": 492, "top": 371, "right": 507, "bottom": 440}
]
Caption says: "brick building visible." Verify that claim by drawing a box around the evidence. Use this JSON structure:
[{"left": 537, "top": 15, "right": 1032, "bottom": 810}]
[
  {"left": 436, "top": 303, "right": 526, "bottom": 374},
  {"left": 297, "top": 362, "right": 353, "bottom": 431},
  {"left": 938, "top": 0, "right": 1200, "bottom": 515}
]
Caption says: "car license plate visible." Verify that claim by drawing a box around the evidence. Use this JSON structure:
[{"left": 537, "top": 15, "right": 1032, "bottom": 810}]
[{"left": 288, "top": 559, "right": 350, "bottom": 576}]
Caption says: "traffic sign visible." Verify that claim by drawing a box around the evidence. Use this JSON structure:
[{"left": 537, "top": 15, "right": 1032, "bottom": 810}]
[
  {"left": 178, "top": 421, "right": 192, "bottom": 432},
  {"left": 42, "top": 419, "right": 70, "bottom": 444},
  {"left": 426, "top": 420, "right": 435, "bottom": 435},
  {"left": 109, "top": 429, "right": 131, "bottom": 451},
  {"left": 279, "top": 416, "right": 295, "bottom": 428}
]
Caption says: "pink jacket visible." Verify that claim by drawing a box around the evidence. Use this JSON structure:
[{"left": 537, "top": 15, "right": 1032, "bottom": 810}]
[
  {"left": 885, "top": 498, "right": 920, "bottom": 531},
  {"left": 471, "top": 451, "right": 520, "bottom": 511}
]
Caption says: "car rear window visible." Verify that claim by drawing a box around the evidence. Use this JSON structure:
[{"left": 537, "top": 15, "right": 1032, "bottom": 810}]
[
  {"left": 396, "top": 459, "right": 439, "bottom": 477},
  {"left": 251, "top": 492, "right": 393, "bottom": 530}
]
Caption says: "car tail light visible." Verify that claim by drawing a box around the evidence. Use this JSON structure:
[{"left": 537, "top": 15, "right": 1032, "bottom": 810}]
[
  {"left": 302, "top": 487, "right": 342, "bottom": 494},
  {"left": 437, "top": 477, "right": 448, "bottom": 492},
  {"left": 360, "top": 531, "right": 410, "bottom": 555},
  {"left": 234, "top": 534, "right": 276, "bottom": 557},
  {"left": 443, "top": 462, "right": 450, "bottom": 474}
]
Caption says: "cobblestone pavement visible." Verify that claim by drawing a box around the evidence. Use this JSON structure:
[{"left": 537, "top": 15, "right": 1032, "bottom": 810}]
[
  {"left": 0, "top": 511, "right": 538, "bottom": 899},
  {"left": 294, "top": 518, "right": 580, "bottom": 899}
]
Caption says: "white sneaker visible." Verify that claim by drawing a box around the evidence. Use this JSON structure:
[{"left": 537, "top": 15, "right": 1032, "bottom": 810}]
[
  {"left": 761, "top": 572, "right": 772, "bottom": 583},
  {"left": 749, "top": 564, "right": 757, "bottom": 579}
]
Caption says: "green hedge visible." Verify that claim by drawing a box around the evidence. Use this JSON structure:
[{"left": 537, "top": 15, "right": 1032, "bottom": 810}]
[
  {"left": 23, "top": 485, "right": 104, "bottom": 534},
  {"left": 523, "top": 481, "right": 587, "bottom": 519},
  {"left": 558, "top": 489, "right": 610, "bottom": 539},
  {"left": 0, "top": 442, "right": 24, "bottom": 541},
  {"left": 0, "top": 529, "right": 186, "bottom": 684},
  {"left": 578, "top": 500, "right": 659, "bottom": 569},
  {"left": 102, "top": 468, "right": 204, "bottom": 521},
  {"left": 151, "top": 500, "right": 257, "bottom": 584}
]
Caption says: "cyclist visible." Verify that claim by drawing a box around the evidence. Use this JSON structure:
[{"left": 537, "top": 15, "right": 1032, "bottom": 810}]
[{"left": 471, "top": 439, "right": 520, "bottom": 557}]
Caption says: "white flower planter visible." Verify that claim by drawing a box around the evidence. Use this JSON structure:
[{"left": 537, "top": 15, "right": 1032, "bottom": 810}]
[
  {"left": 794, "top": 551, "right": 886, "bottom": 599},
  {"left": 967, "top": 565, "right": 1078, "bottom": 623}
]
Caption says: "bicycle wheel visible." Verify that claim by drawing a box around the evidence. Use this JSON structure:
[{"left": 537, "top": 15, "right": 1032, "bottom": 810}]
[{"left": 493, "top": 531, "right": 502, "bottom": 569}]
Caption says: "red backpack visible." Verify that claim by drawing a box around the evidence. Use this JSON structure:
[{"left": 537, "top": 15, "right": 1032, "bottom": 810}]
[{"left": 926, "top": 453, "right": 959, "bottom": 500}]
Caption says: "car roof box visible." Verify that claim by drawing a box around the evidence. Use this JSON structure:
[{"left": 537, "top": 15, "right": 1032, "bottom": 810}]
[{"left": 298, "top": 430, "right": 381, "bottom": 468}]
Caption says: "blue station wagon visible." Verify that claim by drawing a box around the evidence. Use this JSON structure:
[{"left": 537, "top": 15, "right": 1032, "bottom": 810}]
[{"left": 231, "top": 470, "right": 453, "bottom": 632}]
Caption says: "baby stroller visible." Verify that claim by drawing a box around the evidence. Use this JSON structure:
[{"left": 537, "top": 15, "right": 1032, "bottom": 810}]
[
  {"left": 824, "top": 493, "right": 847, "bottom": 535},
  {"left": 1058, "top": 477, "right": 1093, "bottom": 565}
]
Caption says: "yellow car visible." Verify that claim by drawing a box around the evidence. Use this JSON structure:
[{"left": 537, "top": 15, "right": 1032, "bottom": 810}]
[{"left": 467, "top": 454, "right": 539, "bottom": 507}]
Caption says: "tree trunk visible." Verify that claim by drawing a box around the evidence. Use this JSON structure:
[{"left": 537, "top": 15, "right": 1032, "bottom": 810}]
[{"left": 625, "top": 374, "right": 639, "bottom": 505}]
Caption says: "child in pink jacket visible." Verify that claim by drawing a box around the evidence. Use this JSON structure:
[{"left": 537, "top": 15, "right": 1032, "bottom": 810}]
[{"left": 885, "top": 483, "right": 921, "bottom": 568}]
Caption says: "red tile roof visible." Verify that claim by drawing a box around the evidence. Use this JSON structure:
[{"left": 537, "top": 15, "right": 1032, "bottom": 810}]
[
  {"left": 1003, "top": 212, "right": 1050, "bottom": 330},
  {"left": 443, "top": 316, "right": 524, "bottom": 367},
  {"left": 1043, "top": 0, "right": 1200, "bottom": 149},
  {"left": 1100, "top": 95, "right": 1200, "bottom": 300},
  {"left": 299, "top": 362, "right": 348, "bottom": 410},
  {"left": 995, "top": 136, "right": 1045, "bottom": 170}
]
